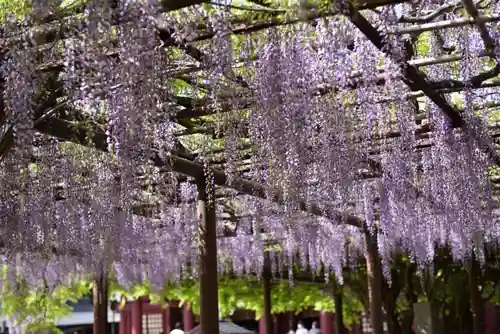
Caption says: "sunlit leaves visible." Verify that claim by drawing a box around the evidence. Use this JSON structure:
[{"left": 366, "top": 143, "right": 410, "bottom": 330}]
[
  {"left": 150, "top": 277, "right": 360, "bottom": 323},
  {"left": 0, "top": 277, "right": 91, "bottom": 331},
  {"left": 0, "top": 0, "right": 31, "bottom": 20},
  {"left": 416, "top": 31, "right": 431, "bottom": 57}
]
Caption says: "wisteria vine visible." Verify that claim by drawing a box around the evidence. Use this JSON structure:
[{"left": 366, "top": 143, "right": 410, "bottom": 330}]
[{"left": 0, "top": 0, "right": 499, "bottom": 312}]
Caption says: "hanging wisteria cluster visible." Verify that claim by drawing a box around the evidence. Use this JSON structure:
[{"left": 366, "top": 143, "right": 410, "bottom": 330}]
[{"left": 1, "top": 0, "right": 500, "bottom": 292}]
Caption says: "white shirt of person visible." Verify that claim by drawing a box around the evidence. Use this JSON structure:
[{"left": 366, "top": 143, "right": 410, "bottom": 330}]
[
  {"left": 170, "top": 329, "right": 184, "bottom": 334},
  {"left": 309, "top": 322, "right": 321, "bottom": 334},
  {"left": 296, "top": 324, "right": 308, "bottom": 334}
]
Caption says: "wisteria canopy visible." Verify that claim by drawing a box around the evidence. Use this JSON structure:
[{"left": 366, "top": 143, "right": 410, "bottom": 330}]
[{"left": 0, "top": 0, "right": 499, "bottom": 293}]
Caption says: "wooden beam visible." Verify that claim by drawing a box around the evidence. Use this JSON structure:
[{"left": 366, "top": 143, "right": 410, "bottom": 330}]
[{"left": 196, "top": 175, "right": 220, "bottom": 334}]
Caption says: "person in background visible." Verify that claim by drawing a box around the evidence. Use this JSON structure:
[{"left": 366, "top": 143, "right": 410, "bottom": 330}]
[
  {"left": 287, "top": 326, "right": 295, "bottom": 334},
  {"left": 309, "top": 321, "right": 321, "bottom": 334},
  {"left": 296, "top": 321, "right": 308, "bottom": 334},
  {"left": 170, "top": 322, "right": 184, "bottom": 334}
]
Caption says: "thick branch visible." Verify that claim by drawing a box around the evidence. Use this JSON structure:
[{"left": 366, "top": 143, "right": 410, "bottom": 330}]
[
  {"left": 346, "top": 2, "right": 500, "bottom": 166},
  {"left": 192, "top": 0, "right": 409, "bottom": 41},
  {"left": 27, "top": 116, "right": 364, "bottom": 227},
  {"left": 461, "top": 0, "right": 496, "bottom": 52}
]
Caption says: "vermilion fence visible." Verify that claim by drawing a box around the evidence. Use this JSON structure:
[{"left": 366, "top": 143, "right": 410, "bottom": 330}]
[{"left": 119, "top": 299, "right": 500, "bottom": 334}]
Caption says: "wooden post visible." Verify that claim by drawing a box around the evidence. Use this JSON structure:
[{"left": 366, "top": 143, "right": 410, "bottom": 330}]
[
  {"left": 131, "top": 300, "right": 143, "bottom": 334},
  {"left": 319, "top": 312, "right": 334, "bottom": 334},
  {"left": 93, "top": 271, "right": 108, "bottom": 334},
  {"left": 468, "top": 254, "right": 485, "bottom": 334},
  {"left": 119, "top": 306, "right": 129, "bottom": 334},
  {"left": 162, "top": 305, "right": 171, "bottom": 334},
  {"left": 119, "top": 308, "right": 126, "bottom": 334},
  {"left": 183, "top": 303, "right": 194, "bottom": 331},
  {"left": 196, "top": 175, "right": 220, "bottom": 334},
  {"left": 287, "top": 312, "right": 297, "bottom": 332},
  {"left": 273, "top": 315, "right": 279, "bottom": 334},
  {"left": 333, "top": 280, "right": 345, "bottom": 334},
  {"left": 262, "top": 251, "right": 273, "bottom": 334},
  {"left": 364, "top": 229, "right": 384, "bottom": 334},
  {"left": 259, "top": 317, "right": 266, "bottom": 334}
]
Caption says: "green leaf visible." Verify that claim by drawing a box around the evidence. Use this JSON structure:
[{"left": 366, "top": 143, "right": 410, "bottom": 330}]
[{"left": 416, "top": 32, "right": 431, "bottom": 57}]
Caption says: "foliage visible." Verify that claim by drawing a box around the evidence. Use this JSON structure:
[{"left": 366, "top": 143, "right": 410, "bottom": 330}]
[
  {"left": 5, "top": 250, "right": 500, "bottom": 333},
  {"left": 111, "top": 276, "right": 363, "bottom": 325},
  {"left": 0, "top": 0, "right": 31, "bottom": 20},
  {"left": 0, "top": 266, "right": 91, "bottom": 333},
  {"left": 0, "top": 0, "right": 87, "bottom": 21}
]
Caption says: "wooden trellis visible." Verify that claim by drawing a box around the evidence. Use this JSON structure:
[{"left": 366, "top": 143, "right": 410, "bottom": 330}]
[{"left": 2, "top": 0, "right": 500, "bottom": 334}]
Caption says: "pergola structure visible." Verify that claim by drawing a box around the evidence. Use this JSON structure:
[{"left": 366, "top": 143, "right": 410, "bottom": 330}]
[{"left": 2, "top": 0, "right": 500, "bottom": 334}]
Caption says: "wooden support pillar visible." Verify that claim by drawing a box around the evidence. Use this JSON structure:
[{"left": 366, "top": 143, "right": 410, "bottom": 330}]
[
  {"left": 131, "top": 300, "right": 143, "bottom": 334},
  {"left": 320, "top": 312, "right": 334, "bottom": 334},
  {"left": 485, "top": 302, "right": 500, "bottom": 334},
  {"left": 93, "top": 271, "right": 108, "bottom": 334},
  {"left": 287, "top": 312, "right": 297, "bottom": 331},
  {"left": 333, "top": 281, "right": 345, "bottom": 334},
  {"left": 351, "top": 321, "right": 362, "bottom": 334},
  {"left": 183, "top": 303, "right": 194, "bottom": 331},
  {"left": 262, "top": 251, "right": 273, "bottom": 334},
  {"left": 275, "top": 314, "right": 283, "bottom": 334},
  {"left": 119, "top": 307, "right": 127, "bottom": 334},
  {"left": 364, "top": 229, "right": 384, "bottom": 334},
  {"left": 196, "top": 175, "right": 220, "bottom": 334},
  {"left": 259, "top": 317, "right": 266, "bottom": 334},
  {"left": 162, "top": 305, "right": 171, "bottom": 334},
  {"left": 469, "top": 254, "right": 485, "bottom": 334},
  {"left": 278, "top": 312, "right": 297, "bottom": 333}
]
